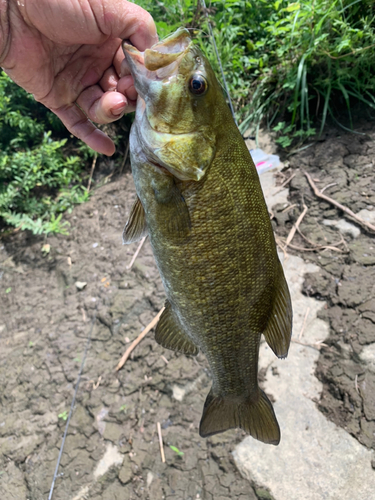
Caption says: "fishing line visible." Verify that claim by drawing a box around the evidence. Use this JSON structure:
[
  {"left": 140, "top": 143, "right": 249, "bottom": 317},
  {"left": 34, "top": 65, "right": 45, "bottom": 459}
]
[
  {"left": 199, "top": 0, "right": 238, "bottom": 126},
  {"left": 48, "top": 310, "right": 97, "bottom": 500}
]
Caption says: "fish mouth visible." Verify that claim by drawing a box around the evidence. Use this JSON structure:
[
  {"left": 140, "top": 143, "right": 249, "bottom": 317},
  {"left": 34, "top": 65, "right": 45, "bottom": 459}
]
[{"left": 122, "top": 28, "right": 192, "bottom": 95}]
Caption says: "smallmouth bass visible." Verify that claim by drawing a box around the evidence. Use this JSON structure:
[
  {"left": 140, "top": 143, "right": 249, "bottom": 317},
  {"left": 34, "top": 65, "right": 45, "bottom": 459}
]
[{"left": 122, "top": 28, "right": 292, "bottom": 445}]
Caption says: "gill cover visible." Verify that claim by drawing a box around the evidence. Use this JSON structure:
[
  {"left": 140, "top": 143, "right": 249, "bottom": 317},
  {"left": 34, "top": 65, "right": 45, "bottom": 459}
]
[{"left": 123, "top": 28, "right": 217, "bottom": 182}]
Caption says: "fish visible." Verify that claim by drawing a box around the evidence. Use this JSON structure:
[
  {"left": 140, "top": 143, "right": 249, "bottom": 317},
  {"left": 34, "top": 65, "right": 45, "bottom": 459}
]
[{"left": 122, "top": 28, "right": 292, "bottom": 445}]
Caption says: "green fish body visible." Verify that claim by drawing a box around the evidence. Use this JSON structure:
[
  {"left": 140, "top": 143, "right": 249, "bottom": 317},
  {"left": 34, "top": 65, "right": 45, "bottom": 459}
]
[{"left": 123, "top": 29, "right": 292, "bottom": 445}]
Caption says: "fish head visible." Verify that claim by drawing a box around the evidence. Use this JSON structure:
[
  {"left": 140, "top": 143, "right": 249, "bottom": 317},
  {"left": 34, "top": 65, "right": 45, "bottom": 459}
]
[{"left": 123, "top": 28, "right": 228, "bottom": 181}]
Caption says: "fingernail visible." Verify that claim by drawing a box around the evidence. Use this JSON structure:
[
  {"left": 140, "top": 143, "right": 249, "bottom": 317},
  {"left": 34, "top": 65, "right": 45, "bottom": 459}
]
[{"left": 111, "top": 102, "right": 126, "bottom": 117}]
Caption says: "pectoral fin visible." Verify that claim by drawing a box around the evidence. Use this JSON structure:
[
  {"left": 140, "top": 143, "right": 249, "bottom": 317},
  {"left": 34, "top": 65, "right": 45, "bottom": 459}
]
[
  {"left": 263, "top": 262, "right": 292, "bottom": 358},
  {"left": 155, "top": 301, "right": 198, "bottom": 356},
  {"left": 123, "top": 196, "right": 148, "bottom": 244},
  {"left": 153, "top": 179, "right": 191, "bottom": 240}
]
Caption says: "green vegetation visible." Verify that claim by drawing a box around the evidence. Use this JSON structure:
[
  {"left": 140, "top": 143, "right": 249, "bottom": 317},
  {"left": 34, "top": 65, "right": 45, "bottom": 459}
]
[
  {"left": 1, "top": 1, "right": 374, "bottom": 234},
  {"left": 169, "top": 445, "right": 184, "bottom": 456},
  {"left": 0, "top": 71, "right": 92, "bottom": 235},
  {"left": 58, "top": 410, "right": 69, "bottom": 421},
  {"left": 137, "top": 0, "right": 375, "bottom": 145}
]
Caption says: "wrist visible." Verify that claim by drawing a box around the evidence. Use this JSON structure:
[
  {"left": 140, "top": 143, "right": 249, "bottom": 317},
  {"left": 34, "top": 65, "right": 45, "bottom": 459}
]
[{"left": 0, "top": 0, "right": 9, "bottom": 65}]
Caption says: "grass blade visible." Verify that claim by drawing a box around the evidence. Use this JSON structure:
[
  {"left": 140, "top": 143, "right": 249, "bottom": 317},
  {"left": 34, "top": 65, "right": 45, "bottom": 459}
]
[
  {"left": 319, "top": 83, "right": 331, "bottom": 137},
  {"left": 292, "top": 53, "right": 307, "bottom": 126},
  {"left": 337, "top": 82, "right": 352, "bottom": 130}
]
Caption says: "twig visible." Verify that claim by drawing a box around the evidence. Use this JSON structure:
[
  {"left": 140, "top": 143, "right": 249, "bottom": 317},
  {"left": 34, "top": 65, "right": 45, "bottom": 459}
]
[
  {"left": 276, "top": 236, "right": 288, "bottom": 261},
  {"left": 354, "top": 374, "right": 359, "bottom": 395},
  {"left": 298, "top": 307, "right": 310, "bottom": 340},
  {"left": 296, "top": 227, "right": 347, "bottom": 253},
  {"left": 276, "top": 236, "right": 345, "bottom": 253},
  {"left": 274, "top": 173, "right": 296, "bottom": 194},
  {"left": 79, "top": 306, "right": 87, "bottom": 323},
  {"left": 292, "top": 338, "right": 328, "bottom": 350},
  {"left": 119, "top": 142, "right": 130, "bottom": 177},
  {"left": 157, "top": 422, "right": 165, "bottom": 463},
  {"left": 321, "top": 42, "right": 375, "bottom": 60},
  {"left": 282, "top": 203, "right": 297, "bottom": 213},
  {"left": 126, "top": 236, "right": 147, "bottom": 270},
  {"left": 284, "top": 204, "right": 308, "bottom": 249},
  {"left": 115, "top": 307, "right": 165, "bottom": 371},
  {"left": 93, "top": 375, "right": 102, "bottom": 390},
  {"left": 87, "top": 153, "right": 98, "bottom": 192},
  {"left": 321, "top": 182, "right": 337, "bottom": 194},
  {"left": 304, "top": 171, "right": 375, "bottom": 233}
]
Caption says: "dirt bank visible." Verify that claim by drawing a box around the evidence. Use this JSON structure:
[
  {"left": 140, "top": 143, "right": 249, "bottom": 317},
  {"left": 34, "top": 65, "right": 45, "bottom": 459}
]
[
  {"left": 272, "top": 122, "right": 375, "bottom": 452},
  {"left": 0, "top": 172, "right": 269, "bottom": 499}
]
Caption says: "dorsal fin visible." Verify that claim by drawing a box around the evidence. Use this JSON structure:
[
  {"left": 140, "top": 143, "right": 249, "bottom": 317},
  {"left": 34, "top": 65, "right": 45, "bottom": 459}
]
[
  {"left": 155, "top": 301, "right": 198, "bottom": 356},
  {"left": 123, "top": 196, "right": 148, "bottom": 244},
  {"left": 263, "top": 261, "right": 292, "bottom": 359}
]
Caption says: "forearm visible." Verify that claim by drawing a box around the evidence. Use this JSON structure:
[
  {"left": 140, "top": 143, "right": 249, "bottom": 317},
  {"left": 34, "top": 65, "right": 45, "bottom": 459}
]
[{"left": 0, "top": 0, "right": 9, "bottom": 65}]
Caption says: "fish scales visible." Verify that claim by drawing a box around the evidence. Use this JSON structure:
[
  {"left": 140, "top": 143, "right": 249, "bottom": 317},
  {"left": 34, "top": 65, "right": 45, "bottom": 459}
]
[{"left": 123, "top": 28, "right": 292, "bottom": 445}]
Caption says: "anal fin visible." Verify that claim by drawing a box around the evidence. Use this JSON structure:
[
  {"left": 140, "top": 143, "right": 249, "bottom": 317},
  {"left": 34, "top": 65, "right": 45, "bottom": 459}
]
[
  {"left": 263, "top": 261, "right": 293, "bottom": 358},
  {"left": 123, "top": 196, "right": 148, "bottom": 244},
  {"left": 199, "top": 389, "right": 280, "bottom": 445},
  {"left": 155, "top": 301, "right": 198, "bottom": 356}
]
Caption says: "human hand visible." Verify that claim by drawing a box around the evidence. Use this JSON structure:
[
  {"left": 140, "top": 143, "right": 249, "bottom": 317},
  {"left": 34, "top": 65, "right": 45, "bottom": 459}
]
[{"left": 0, "top": 0, "right": 157, "bottom": 155}]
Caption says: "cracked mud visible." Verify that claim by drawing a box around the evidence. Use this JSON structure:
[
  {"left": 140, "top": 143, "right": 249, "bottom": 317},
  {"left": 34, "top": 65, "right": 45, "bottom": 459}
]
[{"left": 0, "top": 174, "right": 265, "bottom": 500}]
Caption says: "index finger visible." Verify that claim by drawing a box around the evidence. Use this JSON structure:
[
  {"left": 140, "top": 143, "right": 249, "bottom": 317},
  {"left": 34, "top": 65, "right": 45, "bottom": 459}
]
[{"left": 98, "top": 1, "right": 158, "bottom": 51}]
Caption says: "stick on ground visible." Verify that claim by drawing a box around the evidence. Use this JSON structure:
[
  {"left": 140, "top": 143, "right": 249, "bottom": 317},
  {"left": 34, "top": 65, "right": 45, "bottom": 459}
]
[
  {"left": 87, "top": 153, "right": 98, "bottom": 192},
  {"left": 115, "top": 307, "right": 165, "bottom": 371},
  {"left": 284, "top": 204, "right": 308, "bottom": 250},
  {"left": 157, "top": 422, "right": 166, "bottom": 463},
  {"left": 274, "top": 173, "right": 296, "bottom": 194},
  {"left": 126, "top": 236, "right": 147, "bottom": 270},
  {"left": 292, "top": 338, "right": 328, "bottom": 350},
  {"left": 304, "top": 171, "right": 375, "bottom": 233}
]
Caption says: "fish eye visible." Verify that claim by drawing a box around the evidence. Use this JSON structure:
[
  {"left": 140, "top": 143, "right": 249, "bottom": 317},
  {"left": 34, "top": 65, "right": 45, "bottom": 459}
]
[{"left": 188, "top": 74, "right": 208, "bottom": 96}]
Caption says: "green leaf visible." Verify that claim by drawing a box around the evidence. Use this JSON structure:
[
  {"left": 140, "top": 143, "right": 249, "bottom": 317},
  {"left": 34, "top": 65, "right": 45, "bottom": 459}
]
[
  {"left": 169, "top": 445, "right": 184, "bottom": 457},
  {"left": 284, "top": 3, "right": 300, "bottom": 13}
]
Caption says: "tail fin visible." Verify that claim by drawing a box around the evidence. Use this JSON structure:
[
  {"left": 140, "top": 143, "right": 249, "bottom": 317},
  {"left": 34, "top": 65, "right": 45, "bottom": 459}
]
[{"left": 199, "top": 389, "right": 280, "bottom": 445}]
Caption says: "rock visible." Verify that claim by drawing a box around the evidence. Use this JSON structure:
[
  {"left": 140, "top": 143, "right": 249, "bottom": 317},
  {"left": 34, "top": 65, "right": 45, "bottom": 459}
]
[
  {"left": 356, "top": 208, "right": 375, "bottom": 225},
  {"left": 93, "top": 442, "right": 123, "bottom": 479},
  {"left": 118, "top": 454, "right": 133, "bottom": 484},
  {"left": 349, "top": 238, "right": 375, "bottom": 265},
  {"left": 362, "top": 372, "right": 375, "bottom": 421},
  {"left": 322, "top": 218, "right": 360, "bottom": 239},
  {"left": 258, "top": 165, "right": 288, "bottom": 212},
  {"left": 75, "top": 281, "right": 87, "bottom": 291},
  {"left": 233, "top": 253, "right": 375, "bottom": 500},
  {"left": 360, "top": 344, "right": 375, "bottom": 374}
]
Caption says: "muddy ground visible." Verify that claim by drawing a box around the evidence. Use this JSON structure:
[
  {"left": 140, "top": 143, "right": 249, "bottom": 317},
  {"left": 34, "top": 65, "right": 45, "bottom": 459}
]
[
  {"left": 0, "top": 172, "right": 269, "bottom": 500},
  {"left": 1, "top": 122, "right": 375, "bottom": 499},
  {"left": 272, "top": 122, "right": 375, "bottom": 452}
]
